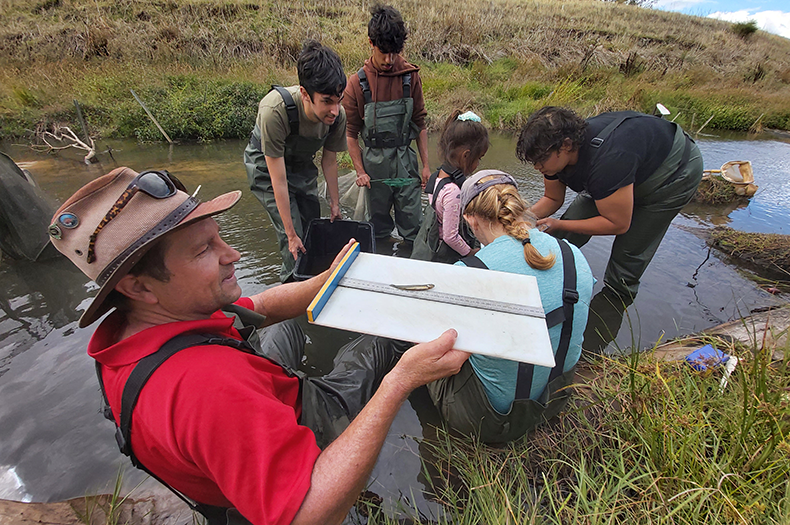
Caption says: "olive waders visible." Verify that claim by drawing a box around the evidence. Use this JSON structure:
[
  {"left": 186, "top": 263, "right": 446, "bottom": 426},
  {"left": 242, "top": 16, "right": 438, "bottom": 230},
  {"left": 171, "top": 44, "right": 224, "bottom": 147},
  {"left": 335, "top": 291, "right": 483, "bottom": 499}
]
[
  {"left": 358, "top": 68, "right": 422, "bottom": 242},
  {"left": 244, "top": 86, "right": 339, "bottom": 282},
  {"left": 98, "top": 304, "right": 404, "bottom": 525},
  {"left": 411, "top": 165, "right": 477, "bottom": 263},
  {"left": 426, "top": 241, "right": 580, "bottom": 444},
  {"left": 553, "top": 113, "right": 704, "bottom": 353}
]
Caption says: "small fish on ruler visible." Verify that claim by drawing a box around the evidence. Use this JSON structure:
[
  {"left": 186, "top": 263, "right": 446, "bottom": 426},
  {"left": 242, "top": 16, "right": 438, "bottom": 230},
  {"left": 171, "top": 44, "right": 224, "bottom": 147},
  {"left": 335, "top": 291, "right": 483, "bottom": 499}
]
[{"left": 390, "top": 283, "right": 435, "bottom": 291}]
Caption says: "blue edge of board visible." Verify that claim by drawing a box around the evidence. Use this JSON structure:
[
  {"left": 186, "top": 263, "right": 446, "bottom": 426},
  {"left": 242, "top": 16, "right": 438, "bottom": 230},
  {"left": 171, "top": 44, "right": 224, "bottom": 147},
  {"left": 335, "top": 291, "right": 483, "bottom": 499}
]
[{"left": 307, "top": 242, "right": 360, "bottom": 323}]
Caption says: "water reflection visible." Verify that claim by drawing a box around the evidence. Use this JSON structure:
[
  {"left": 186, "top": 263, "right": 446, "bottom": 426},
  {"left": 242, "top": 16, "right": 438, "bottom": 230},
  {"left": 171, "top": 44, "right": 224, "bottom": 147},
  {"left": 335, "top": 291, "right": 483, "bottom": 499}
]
[
  {"left": 0, "top": 131, "right": 788, "bottom": 517},
  {"left": 0, "top": 256, "right": 88, "bottom": 378}
]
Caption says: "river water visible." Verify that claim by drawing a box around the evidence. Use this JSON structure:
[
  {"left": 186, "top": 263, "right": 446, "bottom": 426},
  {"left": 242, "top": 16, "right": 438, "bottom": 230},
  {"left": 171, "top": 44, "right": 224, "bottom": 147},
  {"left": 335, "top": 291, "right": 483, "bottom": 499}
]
[{"left": 0, "top": 131, "right": 788, "bottom": 518}]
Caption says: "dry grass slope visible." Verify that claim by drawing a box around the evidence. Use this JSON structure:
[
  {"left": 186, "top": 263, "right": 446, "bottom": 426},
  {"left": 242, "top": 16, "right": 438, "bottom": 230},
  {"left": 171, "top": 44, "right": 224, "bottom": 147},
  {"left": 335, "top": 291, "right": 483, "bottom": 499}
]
[{"left": 1, "top": 0, "right": 788, "bottom": 139}]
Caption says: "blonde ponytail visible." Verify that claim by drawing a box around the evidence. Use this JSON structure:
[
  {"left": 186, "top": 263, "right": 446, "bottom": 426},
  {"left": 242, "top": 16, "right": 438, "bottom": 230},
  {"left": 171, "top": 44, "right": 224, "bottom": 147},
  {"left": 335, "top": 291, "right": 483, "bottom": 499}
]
[{"left": 464, "top": 177, "right": 555, "bottom": 270}]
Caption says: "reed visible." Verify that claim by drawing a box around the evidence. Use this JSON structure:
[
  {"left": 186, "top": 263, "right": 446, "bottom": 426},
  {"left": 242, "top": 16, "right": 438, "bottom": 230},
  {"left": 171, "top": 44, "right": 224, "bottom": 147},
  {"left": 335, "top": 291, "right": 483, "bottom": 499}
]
[{"left": 360, "top": 330, "right": 790, "bottom": 523}]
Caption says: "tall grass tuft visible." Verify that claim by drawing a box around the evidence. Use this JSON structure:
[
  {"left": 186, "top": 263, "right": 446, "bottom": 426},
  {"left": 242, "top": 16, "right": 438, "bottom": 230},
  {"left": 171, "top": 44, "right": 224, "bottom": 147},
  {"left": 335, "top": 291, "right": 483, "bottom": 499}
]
[
  {"left": 732, "top": 20, "right": 759, "bottom": 40},
  {"left": 364, "top": 331, "right": 790, "bottom": 523}
]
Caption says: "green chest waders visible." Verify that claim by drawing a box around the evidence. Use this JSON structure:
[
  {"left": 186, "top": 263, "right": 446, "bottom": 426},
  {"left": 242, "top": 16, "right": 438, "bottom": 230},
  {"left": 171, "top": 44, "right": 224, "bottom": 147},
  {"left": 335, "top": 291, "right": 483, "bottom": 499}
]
[
  {"left": 244, "top": 86, "right": 337, "bottom": 281},
  {"left": 411, "top": 167, "right": 477, "bottom": 263},
  {"left": 426, "top": 241, "right": 579, "bottom": 444},
  {"left": 358, "top": 69, "right": 423, "bottom": 241},
  {"left": 556, "top": 112, "right": 701, "bottom": 299}
]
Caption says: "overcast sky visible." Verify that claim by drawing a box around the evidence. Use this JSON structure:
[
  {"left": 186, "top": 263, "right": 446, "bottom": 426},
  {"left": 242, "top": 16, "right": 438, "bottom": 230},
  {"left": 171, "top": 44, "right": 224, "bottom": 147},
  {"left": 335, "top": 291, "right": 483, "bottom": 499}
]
[{"left": 653, "top": 0, "right": 790, "bottom": 39}]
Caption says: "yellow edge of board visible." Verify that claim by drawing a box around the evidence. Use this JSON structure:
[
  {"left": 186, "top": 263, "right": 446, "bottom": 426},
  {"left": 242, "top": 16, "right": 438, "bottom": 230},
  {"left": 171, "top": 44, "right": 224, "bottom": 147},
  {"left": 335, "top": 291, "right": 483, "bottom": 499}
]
[{"left": 307, "top": 242, "right": 360, "bottom": 323}]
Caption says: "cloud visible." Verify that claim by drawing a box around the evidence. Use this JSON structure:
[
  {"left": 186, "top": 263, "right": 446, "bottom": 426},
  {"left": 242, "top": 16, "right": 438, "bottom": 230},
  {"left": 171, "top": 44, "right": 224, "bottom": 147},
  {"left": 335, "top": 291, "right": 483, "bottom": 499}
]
[
  {"left": 652, "top": 0, "right": 709, "bottom": 10},
  {"left": 708, "top": 10, "right": 790, "bottom": 39}
]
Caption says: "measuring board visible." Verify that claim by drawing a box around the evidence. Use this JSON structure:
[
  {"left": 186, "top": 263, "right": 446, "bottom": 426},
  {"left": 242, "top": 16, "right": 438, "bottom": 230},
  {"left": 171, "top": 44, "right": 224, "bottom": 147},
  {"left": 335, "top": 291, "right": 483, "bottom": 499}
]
[{"left": 307, "top": 243, "right": 555, "bottom": 367}]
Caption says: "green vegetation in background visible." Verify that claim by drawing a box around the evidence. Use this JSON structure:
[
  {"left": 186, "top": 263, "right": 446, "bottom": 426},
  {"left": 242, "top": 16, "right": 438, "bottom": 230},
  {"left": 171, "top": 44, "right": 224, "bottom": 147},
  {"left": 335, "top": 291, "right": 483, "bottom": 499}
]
[{"left": 1, "top": 0, "right": 789, "bottom": 140}]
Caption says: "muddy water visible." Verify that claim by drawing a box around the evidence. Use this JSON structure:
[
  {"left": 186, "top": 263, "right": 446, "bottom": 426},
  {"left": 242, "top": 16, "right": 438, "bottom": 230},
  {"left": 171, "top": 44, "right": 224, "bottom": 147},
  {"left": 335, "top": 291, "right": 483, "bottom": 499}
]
[{"left": 0, "top": 131, "right": 788, "bottom": 519}]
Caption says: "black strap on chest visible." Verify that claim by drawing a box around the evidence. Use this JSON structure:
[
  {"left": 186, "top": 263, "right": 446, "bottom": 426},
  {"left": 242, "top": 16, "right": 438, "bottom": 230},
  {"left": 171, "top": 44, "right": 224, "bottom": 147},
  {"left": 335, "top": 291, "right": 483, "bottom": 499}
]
[
  {"left": 271, "top": 85, "right": 300, "bottom": 137},
  {"left": 589, "top": 111, "right": 641, "bottom": 149},
  {"left": 460, "top": 239, "right": 578, "bottom": 400},
  {"left": 95, "top": 327, "right": 258, "bottom": 524},
  {"left": 358, "top": 68, "right": 412, "bottom": 105},
  {"left": 425, "top": 164, "right": 465, "bottom": 210}
]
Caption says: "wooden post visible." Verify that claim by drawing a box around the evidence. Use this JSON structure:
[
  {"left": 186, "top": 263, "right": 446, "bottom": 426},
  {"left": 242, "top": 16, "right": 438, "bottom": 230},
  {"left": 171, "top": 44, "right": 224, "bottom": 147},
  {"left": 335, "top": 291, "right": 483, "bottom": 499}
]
[
  {"left": 130, "top": 89, "right": 174, "bottom": 144},
  {"left": 697, "top": 114, "right": 715, "bottom": 135},
  {"left": 73, "top": 100, "right": 91, "bottom": 145}
]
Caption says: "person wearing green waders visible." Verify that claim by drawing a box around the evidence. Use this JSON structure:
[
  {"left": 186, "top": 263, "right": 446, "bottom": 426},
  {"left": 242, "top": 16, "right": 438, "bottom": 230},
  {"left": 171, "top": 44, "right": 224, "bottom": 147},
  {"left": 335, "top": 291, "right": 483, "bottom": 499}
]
[
  {"left": 517, "top": 107, "right": 704, "bottom": 355},
  {"left": 244, "top": 40, "right": 347, "bottom": 282},
  {"left": 343, "top": 4, "right": 431, "bottom": 250}
]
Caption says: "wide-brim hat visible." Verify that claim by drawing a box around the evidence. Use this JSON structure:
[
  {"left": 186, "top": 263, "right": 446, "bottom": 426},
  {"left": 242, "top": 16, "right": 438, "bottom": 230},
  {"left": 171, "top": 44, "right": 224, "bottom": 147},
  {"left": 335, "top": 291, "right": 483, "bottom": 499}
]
[
  {"left": 49, "top": 167, "right": 241, "bottom": 328},
  {"left": 460, "top": 169, "right": 518, "bottom": 211}
]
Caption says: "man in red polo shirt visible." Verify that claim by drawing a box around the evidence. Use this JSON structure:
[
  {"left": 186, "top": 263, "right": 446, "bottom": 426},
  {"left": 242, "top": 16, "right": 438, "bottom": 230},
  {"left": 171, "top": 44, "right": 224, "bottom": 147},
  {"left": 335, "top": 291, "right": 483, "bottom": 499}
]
[{"left": 48, "top": 167, "right": 468, "bottom": 525}]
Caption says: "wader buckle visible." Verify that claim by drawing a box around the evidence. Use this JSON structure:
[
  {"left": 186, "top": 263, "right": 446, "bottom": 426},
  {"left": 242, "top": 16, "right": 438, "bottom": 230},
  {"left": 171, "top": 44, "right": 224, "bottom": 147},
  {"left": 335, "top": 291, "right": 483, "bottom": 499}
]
[
  {"left": 115, "top": 427, "right": 130, "bottom": 456},
  {"left": 590, "top": 137, "right": 604, "bottom": 148},
  {"left": 563, "top": 288, "right": 579, "bottom": 304}
]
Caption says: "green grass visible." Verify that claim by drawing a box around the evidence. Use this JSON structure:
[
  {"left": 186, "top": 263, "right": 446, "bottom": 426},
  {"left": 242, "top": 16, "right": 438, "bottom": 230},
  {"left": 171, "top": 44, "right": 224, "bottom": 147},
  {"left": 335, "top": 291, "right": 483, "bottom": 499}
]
[{"left": 356, "top": 330, "right": 790, "bottom": 524}]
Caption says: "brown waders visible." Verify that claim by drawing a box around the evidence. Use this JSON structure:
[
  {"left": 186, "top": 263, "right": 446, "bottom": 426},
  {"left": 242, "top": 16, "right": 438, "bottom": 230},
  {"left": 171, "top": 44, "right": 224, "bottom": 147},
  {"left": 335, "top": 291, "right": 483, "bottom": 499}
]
[{"left": 358, "top": 69, "right": 423, "bottom": 242}]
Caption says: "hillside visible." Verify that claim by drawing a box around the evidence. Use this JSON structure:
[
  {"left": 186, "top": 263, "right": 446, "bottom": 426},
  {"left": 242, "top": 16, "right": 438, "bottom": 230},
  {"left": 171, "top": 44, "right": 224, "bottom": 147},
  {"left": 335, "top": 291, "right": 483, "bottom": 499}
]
[{"left": 1, "top": 0, "right": 789, "bottom": 141}]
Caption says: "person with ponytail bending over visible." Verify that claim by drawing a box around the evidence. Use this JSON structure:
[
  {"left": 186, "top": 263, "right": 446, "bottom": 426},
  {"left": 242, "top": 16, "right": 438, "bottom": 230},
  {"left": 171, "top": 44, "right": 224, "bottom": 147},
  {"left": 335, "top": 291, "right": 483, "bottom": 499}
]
[{"left": 427, "top": 170, "right": 594, "bottom": 443}]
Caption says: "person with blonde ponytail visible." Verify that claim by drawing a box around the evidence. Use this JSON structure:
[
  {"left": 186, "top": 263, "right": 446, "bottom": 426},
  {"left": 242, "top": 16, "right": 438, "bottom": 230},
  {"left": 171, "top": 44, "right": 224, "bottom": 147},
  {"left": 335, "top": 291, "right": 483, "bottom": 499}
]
[{"left": 426, "top": 170, "right": 594, "bottom": 443}]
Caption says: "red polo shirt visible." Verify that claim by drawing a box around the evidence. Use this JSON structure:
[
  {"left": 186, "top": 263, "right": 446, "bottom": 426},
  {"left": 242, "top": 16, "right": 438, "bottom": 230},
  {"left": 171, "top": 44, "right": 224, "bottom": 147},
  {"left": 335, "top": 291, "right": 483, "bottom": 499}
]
[{"left": 88, "top": 299, "right": 320, "bottom": 525}]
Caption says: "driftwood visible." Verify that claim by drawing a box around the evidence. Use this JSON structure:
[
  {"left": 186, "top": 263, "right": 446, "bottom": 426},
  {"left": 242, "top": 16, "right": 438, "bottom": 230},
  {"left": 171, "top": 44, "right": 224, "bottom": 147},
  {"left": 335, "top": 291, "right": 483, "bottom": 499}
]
[{"left": 36, "top": 124, "right": 97, "bottom": 164}]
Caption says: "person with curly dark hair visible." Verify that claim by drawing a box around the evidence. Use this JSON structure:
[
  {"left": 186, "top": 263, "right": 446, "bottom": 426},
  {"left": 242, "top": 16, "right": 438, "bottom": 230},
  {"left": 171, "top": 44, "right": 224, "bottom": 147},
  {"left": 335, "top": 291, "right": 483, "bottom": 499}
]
[
  {"left": 517, "top": 106, "right": 703, "bottom": 353},
  {"left": 343, "top": 4, "right": 431, "bottom": 252}
]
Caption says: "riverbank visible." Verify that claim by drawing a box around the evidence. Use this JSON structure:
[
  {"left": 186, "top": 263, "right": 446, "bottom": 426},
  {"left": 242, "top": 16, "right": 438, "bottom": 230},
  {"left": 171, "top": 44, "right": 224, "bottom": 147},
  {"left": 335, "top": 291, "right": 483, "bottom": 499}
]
[
  {"left": 1, "top": 0, "right": 789, "bottom": 141},
  {"left": 3, "top": 304, "right": 788, "bottom": 524}
]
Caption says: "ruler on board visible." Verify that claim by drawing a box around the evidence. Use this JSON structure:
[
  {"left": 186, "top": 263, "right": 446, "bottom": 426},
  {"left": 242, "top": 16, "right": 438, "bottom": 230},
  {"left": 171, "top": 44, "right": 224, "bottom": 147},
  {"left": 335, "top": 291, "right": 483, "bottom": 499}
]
[
  {"left": 338, "top": 277, "right": 545, "bottom": 318},
  {"left": 306, "top": 242, "right": 555, "bottom": 366}
]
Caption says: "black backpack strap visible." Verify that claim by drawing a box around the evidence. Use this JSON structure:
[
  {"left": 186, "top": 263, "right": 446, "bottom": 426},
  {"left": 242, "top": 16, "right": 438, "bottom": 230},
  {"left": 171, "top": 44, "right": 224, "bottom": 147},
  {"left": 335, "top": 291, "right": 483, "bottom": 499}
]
[
  {"left": 402, "top": 72, "right": 411, "bottom": 99},
  {"left": 515, "top": 239, "right": 578, "bottom": 399},
  {"left": 272, "top": 85, "right": 299, "bottom": 137},
  {"left": 96, "top": 332, "right": 256, "bottom": 524},
  {"left": 358, "top": 68, "right": 372, "bottom": 105},
  {"left": 429, "top": 177, "right": 454, "bottom": 210},
  {"left": 460, "top": 254, "right": 487, "bottom": 269},
  {"left": 589, "top": 111, "right": 641, "bottom": 148}
]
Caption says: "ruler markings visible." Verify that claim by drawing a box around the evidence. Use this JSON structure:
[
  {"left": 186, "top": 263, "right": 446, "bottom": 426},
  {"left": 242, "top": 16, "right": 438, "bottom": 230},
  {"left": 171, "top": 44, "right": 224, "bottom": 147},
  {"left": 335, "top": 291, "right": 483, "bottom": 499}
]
[{"left": 339, "top": 277, "right": 545, "bottom": 319}]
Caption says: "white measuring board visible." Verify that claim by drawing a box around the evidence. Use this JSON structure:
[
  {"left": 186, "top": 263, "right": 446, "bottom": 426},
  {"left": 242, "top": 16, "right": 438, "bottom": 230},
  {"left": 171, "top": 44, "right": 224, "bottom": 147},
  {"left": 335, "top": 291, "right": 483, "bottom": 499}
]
[{"left": 307, "top": 243, "right": 555, "bottom": 367}]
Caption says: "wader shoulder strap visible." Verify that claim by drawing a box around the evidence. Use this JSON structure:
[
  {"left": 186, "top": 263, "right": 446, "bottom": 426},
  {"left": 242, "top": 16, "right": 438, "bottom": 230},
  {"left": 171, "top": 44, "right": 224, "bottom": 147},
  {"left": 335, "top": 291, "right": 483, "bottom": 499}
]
[
  {"left": 460, "top": 242, "right": 578, "bottom": 399},
  {"left": 358, "top": 68, "right": 372, "bottom": 105},
  {"left": 429, "top": 177, "right": 454, "bottom": 210},
  {"left": 515, "top": 240, "right": 577, "bottom": 398},
  {"left": 358, "top": 68, "right": 412, "bottom": 104},
  {"left": 95, "top": 331, "right": 257, "bottom": 525},
  {"left": 402, "top": 72, "right": 411, "bottom": 99},
  {"left": 589, "top": 111, "right": 641, "bottom": 149},
  {"left": 272, "top": 85, "right": 300, "bottom": 137},
  {"left": 424, "top": 169, "right": 440, "bottom": 196},
  {"left": 460, "top": 253, "right": 487, "bottom": 269}
]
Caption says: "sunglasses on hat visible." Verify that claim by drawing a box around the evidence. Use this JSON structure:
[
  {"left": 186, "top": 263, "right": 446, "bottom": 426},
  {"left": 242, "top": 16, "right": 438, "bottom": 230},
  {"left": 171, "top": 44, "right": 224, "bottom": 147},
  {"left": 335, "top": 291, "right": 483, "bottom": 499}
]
[{"left": 86, "top": 170, "right": 185, "bottom": 263}]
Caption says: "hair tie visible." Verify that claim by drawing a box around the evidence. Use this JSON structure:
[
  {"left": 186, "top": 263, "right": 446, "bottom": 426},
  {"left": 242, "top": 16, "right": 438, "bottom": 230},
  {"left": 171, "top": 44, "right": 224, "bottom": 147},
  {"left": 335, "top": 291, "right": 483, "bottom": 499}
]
[
  {"left": 522, "top": 237, "right": 531, "bottom": 245},
  {"left": 457, "top": 111, "right": 481, "bottom": 122}
]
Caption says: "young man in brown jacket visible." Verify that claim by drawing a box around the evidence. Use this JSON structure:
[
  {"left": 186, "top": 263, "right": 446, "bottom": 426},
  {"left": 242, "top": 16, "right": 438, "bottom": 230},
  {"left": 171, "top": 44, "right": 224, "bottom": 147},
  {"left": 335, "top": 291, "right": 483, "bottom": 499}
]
[{"left": 343, "top": 4, "right": 431, "bottom": 247}]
